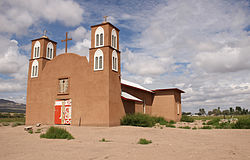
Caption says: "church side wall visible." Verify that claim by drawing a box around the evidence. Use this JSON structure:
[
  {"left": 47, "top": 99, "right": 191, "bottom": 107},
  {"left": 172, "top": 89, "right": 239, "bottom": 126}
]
[{"left": 151, "top": 90, "right": 180, "bottom": 122}]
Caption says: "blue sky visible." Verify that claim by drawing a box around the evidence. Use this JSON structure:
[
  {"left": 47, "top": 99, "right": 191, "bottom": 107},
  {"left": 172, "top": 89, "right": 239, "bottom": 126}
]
[{"left": 0, "top": 0, "right": 250, "bottom": 113}]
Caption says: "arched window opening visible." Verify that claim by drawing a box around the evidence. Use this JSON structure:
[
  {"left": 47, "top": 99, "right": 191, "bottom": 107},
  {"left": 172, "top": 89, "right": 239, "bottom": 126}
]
[
  {"left": 31, "top": 60, "right": 39, "bottom": 78},
  {"left": 96, "top": 34, "right": 99, "bottom": 46},
  {"left": 95, "top": 27, "right": 104, "bottom": 47},
  {"left": 33, "top": 41, "right": 40, "bottom": 59},
  {"left": 94, "top": 49, "right": 104, "bottom": 71},
  {"left": 100, "top": 33, "right": 103, "bottom": 46},
  {"left": 46, "top": 42, "right": 54, "bottom": 60},
  {"left": 111, "top": 29, "right": 117, "bottom": 49},
  {"left": 112, "top": 50, "right": 118, "bottom": 72}
]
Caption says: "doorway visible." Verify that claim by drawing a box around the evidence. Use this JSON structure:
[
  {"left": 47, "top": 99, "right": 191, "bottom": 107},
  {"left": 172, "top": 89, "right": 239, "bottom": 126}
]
[{"left": 54, "top": 99, "right": 72, "bottom": 125}]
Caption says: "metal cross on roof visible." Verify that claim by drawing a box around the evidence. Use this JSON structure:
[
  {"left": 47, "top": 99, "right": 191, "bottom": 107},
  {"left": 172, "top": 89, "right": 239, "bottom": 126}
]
[
  {"left": 61, "top": 32, "right": 72, "bottom": 53},
  {"left": 43, "top": 30, "right": 47, "bottom": 37},
  {"left": 103, "top": 16, "right": 108, "bottom": 22}
]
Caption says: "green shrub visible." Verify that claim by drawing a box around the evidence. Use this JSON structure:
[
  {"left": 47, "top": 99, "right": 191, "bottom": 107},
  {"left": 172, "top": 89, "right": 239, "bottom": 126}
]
[
  {"left": 200, "top": 125, "right": 212, "bottom": 129},
  {"left": 233, "top": 117, "right": 250, "bottom": 129},
  {"left": 40, "top": 127, "right": 74, "bottom": 140},
  {"left": 2, "top": 122, "right": 10, "bottom": 126},
  {"left": 28, "top": 129, "right": 33, "bottom": 134},
  {"left": 192, "top": 127, "right": 197, "bottom": 130},
  {"left": 179, "top": 126, "right": 191, "bottom": 129},
  {"left": 165, "top": 123, "right": 176, "bottom": 128},
  {"left": 120, "top": 113, "right": 167, "bottom": 127},
  {"left": 207, "top": 118, "right": 220, "bottom": 125},
  {"left": 181, "top": 116, "right": 194, "bottom": 122},
  {"left": 169, "top": 120, "right": 175, "bottom": 124},
  {"left": 99, "top": 138, "right": 111, "bottom": 142},
  {"left": 11, "top": 122, "right": 25, "bottom": 127},
  {"left": 152, "top": 116, "right": 168, "bottom": 125},
  {"left": 138, "top": 138, "right": 152, "bottom": 145},
  {"left": 214, "top": 122, "right": 233, "bottom": 129}
]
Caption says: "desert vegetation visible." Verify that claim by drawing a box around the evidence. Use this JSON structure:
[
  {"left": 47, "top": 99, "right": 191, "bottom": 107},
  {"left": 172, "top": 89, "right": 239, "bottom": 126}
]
[
  {"left": 40, "top": 126, "right": 74, "bottom": 140},
  {"left": 138, "top": 138, "right": 152, "bottom": 145}
]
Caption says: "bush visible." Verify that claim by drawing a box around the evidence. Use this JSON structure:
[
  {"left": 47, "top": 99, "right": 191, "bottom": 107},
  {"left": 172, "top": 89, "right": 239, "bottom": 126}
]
[
  {"left": 207, "top": 118, "right": 220, "bottom": 125},
  {"left": 40, "top": 127, "right": 74, "bottom": 140},
  {"left": 165, "top": 123, "right": 176, "bottom": 128},
  {"left": 28, "top": 129, "right": 33, "bottom": 134},
  {"left": 138, "top": 138, "right": 152, "bottom": 145},
  {"left": 11, "top": 122, "right": 25, "bottom": 127},
  {"left": 99, "top": 138, "right": 111, "bottom": 142},
  {"left": 233, "top": 117, "right": 250, "bottom": 129},
  {"left": 200, "top": 125, "right": 212, "bottom": 129},
  {"left": 192, "top": 127, "right": 197, "bottom": 130},
  {"left": 179, "top": 126, "right": 191, "bottom": 129},
  {"left": 169, "top": 120, "right": 176, "bottom": 124},
  {"left": 181, "top": 116, "right": 194, "bottom": 122},
  {"left": 2, "top": 122, "right": 10, "bottom": 126},
  {"left": 120, "top": 113, "right": 167, "bottom": 127}
]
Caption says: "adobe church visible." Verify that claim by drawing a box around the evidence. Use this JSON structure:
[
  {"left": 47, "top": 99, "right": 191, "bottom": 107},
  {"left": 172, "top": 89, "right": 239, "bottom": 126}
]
[{"left": 26, "top": 20, "right": 184, "bottom": 126}]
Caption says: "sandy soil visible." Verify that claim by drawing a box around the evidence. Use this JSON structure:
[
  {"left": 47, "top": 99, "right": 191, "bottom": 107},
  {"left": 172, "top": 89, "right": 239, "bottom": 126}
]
[{"left": 0, "top": 125, "right": 250, "bottom": 160}]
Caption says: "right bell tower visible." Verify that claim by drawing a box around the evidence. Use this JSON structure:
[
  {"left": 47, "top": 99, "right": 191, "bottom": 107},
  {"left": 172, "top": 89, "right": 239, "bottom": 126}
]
[{"left": 89, "top": 18, "right": 125, "bottom": 126}]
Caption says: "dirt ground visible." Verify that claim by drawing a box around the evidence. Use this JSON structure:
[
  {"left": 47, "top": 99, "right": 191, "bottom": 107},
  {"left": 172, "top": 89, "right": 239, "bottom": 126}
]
[{"left": 0, "top": 125, "right": 250, "bottom": 160}]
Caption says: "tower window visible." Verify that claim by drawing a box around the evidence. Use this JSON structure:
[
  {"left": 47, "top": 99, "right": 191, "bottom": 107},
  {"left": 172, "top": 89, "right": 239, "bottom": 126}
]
[
  {"left": 94, "top": 49, "right": 104, "bottom": 71},
  {"left": 111, "top": 29, "right": 117, "bottom": 49},
  {"left": 31, "top": 60, "right": 39, "bottom": 78},
  {"left": 46, "top": 42, "right": 54, "bottom": 60},
  {"left": 33, "top": 41, "right": 40, "bottom": 59},
  {"left": 100, "top": 33, "right": 103, "bottom": 45},
  {"left": 112, "top": 50, "right": 118, "bottom": 72},
  {"left": 95, "top": 27, "right": 104, "bottom": 47}
]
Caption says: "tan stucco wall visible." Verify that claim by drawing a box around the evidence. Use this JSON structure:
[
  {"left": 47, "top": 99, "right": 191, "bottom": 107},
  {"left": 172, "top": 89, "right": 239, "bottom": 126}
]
[{"left": 151, "top": 90, "right": 182, "bottom": 122}]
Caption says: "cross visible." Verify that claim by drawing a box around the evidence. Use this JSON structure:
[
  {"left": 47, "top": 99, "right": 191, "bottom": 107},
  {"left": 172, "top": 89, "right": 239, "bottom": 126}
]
[
  {"left": 103, "top": 16, "right": 108, "bottom": 22},
  {"left": 43, "top": 30, "right": 47, "bottom": 37},
  {"left": 61, "top": 32, "right": 72, "bottom": 53}
]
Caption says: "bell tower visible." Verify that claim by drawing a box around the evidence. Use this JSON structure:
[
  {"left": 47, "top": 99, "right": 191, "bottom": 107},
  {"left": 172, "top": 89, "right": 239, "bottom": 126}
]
[
  {"left": 89, "top": 19, "right": 125, "bottom": 126},
  {"left": 28, "top": 33, "right": 57, "bottom": 80}
]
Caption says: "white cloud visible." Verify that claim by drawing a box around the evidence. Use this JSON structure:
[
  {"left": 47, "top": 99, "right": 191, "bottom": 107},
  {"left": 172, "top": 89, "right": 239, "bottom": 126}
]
[
  {"left": 0, "top": 0, "right": 84, "bottom": 35},
  {"left": 118, "top": 0, "right": 250, "bottom": 112}
]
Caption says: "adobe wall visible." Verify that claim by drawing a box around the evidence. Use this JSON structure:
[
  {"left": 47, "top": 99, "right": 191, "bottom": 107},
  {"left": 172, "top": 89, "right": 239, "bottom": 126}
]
[
  {"left": 151, "top": 90, "right": 181, "bottom": 121},
  {"left": 26, "top": 53, "right": 112, "bottom": 126},
  {"left": 121, "top": 84, "right": 154, "bottom": 115},
  {"left": 122, "top": 99, "right": 135, "bottom": 114}
]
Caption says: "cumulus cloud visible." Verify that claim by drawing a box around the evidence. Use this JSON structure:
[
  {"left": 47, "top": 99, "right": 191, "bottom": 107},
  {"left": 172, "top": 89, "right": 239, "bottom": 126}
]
[
  {"left": 118, "top": 0, "right": 250, "bottom": 111},
  {"left": 0, "top": 0, "right": 84, "bottom": 35}
]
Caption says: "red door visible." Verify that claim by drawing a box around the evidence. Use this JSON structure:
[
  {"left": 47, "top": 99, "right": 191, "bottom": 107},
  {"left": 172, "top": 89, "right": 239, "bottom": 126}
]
[{"left": 54, "top": 99, "right": 72, "bottom": 125}]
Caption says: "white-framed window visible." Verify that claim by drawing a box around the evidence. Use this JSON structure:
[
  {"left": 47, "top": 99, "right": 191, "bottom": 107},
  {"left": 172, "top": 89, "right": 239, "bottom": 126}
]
[
  {"left": 95, "top": 27, "right": 104, "bottom": 47},
  {"left": 31, "top": 60, "right": 39, "bottom": 78},
  {"left": 46, "top": 42, "right": 54, "bottom": 60},
  {"left": 111, "top": 29, "right": 117, "bottom": 49},
  {"left": 94, "top": 49, "right": 104, "bottom": 71},
  {"left": 112, "top": 50, "right": 118, "bottom": 72},
  {"left": 33, "top": 41, "right": 40, "bottom": 59},
  {"left": 177, "top": 103, "right": 180, "bottom": 115}
]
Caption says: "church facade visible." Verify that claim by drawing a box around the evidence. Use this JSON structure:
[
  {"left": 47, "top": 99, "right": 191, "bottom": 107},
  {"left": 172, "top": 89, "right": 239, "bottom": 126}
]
[{"left": 26, "top": 21, "right": 184, "bottom": 126}]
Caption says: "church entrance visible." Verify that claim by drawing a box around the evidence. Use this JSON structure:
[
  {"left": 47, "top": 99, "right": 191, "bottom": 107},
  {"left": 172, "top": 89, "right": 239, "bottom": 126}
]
[{"left": 54, "top": 99, "right": 72, "bottom": 125}]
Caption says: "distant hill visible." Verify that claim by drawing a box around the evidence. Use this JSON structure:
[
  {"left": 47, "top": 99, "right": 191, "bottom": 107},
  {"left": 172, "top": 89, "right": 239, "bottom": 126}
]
[{"left": 0, "top": 99, "right": 26, "bottom": 113}]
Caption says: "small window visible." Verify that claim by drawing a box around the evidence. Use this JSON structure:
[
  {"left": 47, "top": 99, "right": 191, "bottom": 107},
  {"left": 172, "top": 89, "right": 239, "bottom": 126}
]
[
  {"left": 33, "top": 41, "right": 40, "bottom": 59},
  {"left": 46, "top": 42, "right": 54, "bottom": 60},
  {"left": 94, "top": 49, "right": 104, "bottom": 71},
  {"left": 112, "top": 50, "right": 118, "bottom": 71},
  {"left": 95, "top": 27, "right": 104, "bottom": 47},
  {"left": 100, "top": 33, "right": 103, "bottom": 45},
  {"left": 111, "top": 29, "right": 117, "bottom": 49},
  {"left": 31, "top": 60, "right": 39, "bottom": 78},
  {"left": 96, "top": 34, "right": 99, "bottom": 46},
  {"left": 58, "top": 78, "right": 69, "bottom": 94}
]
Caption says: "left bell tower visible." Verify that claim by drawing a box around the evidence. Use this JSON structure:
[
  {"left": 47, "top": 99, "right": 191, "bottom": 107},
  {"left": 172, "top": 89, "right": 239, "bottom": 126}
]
[
  {"left": 28, "top": 34, "right": 57, "bottom": 79},
  {"left": 26, "top": 33, "right": 57, "bottom": 125}
]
